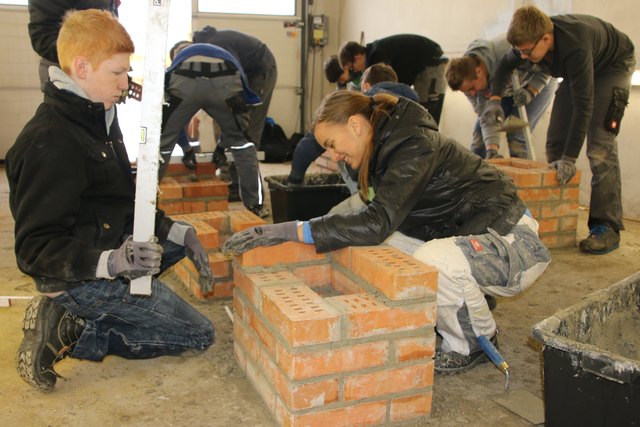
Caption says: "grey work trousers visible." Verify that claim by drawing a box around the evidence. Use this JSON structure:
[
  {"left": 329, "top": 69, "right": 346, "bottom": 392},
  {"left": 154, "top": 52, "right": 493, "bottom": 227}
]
[
  {"left": 546, "top": 59, "right": 634, "bottom": 231},
  {"left": 160, "top": 73, "right": 263, "bottom": 208}
]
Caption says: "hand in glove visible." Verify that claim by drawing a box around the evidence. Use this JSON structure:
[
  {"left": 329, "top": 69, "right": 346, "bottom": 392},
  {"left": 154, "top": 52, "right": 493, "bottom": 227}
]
[
  {"left": 222, "top": 221, "right": 299, "bottom": 256},
  {"left": 184, "top": 227, "right": 214, "bottom": 294},
  {"left": 512, "top": 87, "right": 534, "bottom": 107},
  {"left": 549, "top": 156, "right": 577, "bottom": 184},
  {"left": 108, "top": 237, "right": 163, "bottom": 280},
  {"left": 486, "top": 148, "right": 503, "bottom": 159},
  {"left": 481, "top": 98, "right": 505, "bottom": 126}
]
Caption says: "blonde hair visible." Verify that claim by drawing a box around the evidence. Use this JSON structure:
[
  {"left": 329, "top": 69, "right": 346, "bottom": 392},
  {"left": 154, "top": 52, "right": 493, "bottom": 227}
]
[
  {"left": 311, "top": 91, "right": 399, "bottom": 201},
  {"left": 57, "top": 9, "right": 134, "bottom": 74},
  {"left": 507, "top": 6, "right": 554, "bottom": 46}
]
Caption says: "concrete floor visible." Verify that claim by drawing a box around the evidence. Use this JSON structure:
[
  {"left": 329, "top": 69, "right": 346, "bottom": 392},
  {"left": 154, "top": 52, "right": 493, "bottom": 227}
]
[{"left": 1, "top": 161, "right": 639, "bottom": 426}]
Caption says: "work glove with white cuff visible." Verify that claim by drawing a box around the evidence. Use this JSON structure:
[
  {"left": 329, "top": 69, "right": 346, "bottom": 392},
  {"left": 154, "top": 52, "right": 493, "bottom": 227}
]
[
  {"left": 512, "top": 87, "right": 535, "bottom": 107},
  {"left": 222, "top": 221, "right": 302, "bottom": 256},
  {"left": 106, "top": 236, "right": 163, "bottom": 280},
  {"left": 168, "top": 222, "right": 214, "bottom": 293},
  {"left": 549, "top": 156, "right": 577, "bottom": 184},
  {"left": 481, "top": 98, "right": 505, "bottom": 126}
]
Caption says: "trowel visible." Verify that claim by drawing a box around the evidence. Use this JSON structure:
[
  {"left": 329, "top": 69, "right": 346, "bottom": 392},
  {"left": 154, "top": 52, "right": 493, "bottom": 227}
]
[{"left": 497, "top": 115, "right": 529, "bottom": 133}]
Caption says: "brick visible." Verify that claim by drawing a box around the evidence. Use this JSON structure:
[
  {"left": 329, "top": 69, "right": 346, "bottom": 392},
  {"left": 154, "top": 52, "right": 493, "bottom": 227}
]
[
  {"left": 540, "top": 232, "right": 576, "bottom": 249},
  {"left": 208, "top": 251, "right": 231, "bottom": 278},
  {"left": 233, "top": 289, "right": 247, "bottom": 322},
  {"left": 260, "top": 354, "right": 339, "bottom": 411},
  {"left": 210, "top": 280, "right": 234, "bottom": 298},
  {"left": 561, "top": 186, "right": 580, "bottom": 202},
  {"left": 158, "top": 200, "right": 183, "bottom": 214},
  {"left": 394, "top": 336, "right": 436, "bottom": 362},
  {"left": 499, "top": 166, "right": 542, "bottom": 187},
  {"left": 559, "top": 215, "right": 578, "bottom": 232},
  {"left": 190, "top": 220, "right": 219, "bottom": 250},
  {"left": 261, "top": 285, "right": 340, "bottom": 347},
  {"left": 234, "top": 314, "right": 261, "bottom": 363},
  {"left": 276, "top": 341, "right": 388, "bottom": 380},
  {"left": 327, "top": 294, "right": 436, "bottom": 339},
  {"left": 173, "top": 211, "right": 228, "bottom": 232},
  {"left": 390, "top": 392, "right": 433, "bottom": 422},
  {"left": 234, "top": 270, "right": 305, "bottom": 311},
  {"left": 540, "top": 202, "right": 579, "bottom": 218},
  {"left": 330, "top": 247, "right": 352, "bottom": 269},
  {"left": 158, "top": 178, "right": 183, "bottom": 199},
  {"left": 537, "top": 217, "right": 559, "bottom": 234},
  {"left": 182, "top": 180, "right": 228, "bottom": 198},
  {"left": 245, "top": 357, "right": 276, "bottom": 415},
  {"left": 228, "top": 209, "right": 266, "bottom": 232},
  {"left": 246, "top": 303, "right": 276, "bottom": 357},
  {"left": 290, "top": 263, "right": 332, "bottom": 288},
  {"left": 206, "top": 199, "right": 229, "bottom": 212},
  {"left": 518, "top": 187, "right": 561, "bottom": 202},
  {"left": 343, "top": 362, "right": 434, "bottom": 400},
  {"left": 351, "top": 247, "right": 438, "bottom": 300},
  {"left": 276, "top": 399, "right": 386, "bottom": 427},
  {"left": 331, "top": 268, "right": 365, "bottom": 295},
  {"left": 238, "top": 242, "right": 327, "bottom": 267}
]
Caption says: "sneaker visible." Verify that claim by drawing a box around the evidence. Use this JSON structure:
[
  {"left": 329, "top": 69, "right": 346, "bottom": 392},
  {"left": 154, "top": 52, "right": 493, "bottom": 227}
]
[
  {"left": 579, "top": 224, "right": 620, "bottom": 255},
  {"left": 181, "top": 149, "right": 197, "bottom": 171},
  {"left": 16, "top": 296, "right": 85, "bottom": 392},
  {"left": 248, "top": 205, "right": 271, "bottom": 219},
  {"left": 434, "top": 335, "right": 498, "bottom": 375}
]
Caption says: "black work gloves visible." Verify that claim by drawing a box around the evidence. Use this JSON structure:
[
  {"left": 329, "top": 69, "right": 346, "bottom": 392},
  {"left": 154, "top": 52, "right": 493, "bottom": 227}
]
[
  {"left": 549, "top": 156, "right": 577, "bottom": 184},
  {"left": 108, "top": 237, "right": 163, "bottom": 280},
  {"left": 222, "top": 221, "right": 299, "bottom": 256}
]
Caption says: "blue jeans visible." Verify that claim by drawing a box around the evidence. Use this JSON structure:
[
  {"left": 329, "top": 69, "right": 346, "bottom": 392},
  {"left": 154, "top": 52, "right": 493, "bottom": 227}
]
[{"left": 52, "top": 241, "right": 214, "bottom": 361}]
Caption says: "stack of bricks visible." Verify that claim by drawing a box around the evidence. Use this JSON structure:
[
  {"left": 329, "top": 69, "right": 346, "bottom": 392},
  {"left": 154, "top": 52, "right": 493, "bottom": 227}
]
[
  {"left": 488, "top": 158, "right": 581, "bottom": 248},
  {"left": 158, "top": 162, "right": 229, "bottom": 215},
  {"left": 232, "top": 242, "right": 439, "bottom": 425},
  {"left": 169, "top": 210, "right": 265, "bottom": 299},
  {"left": 316, "top": 155, "right": 581, "bottom": 248}
]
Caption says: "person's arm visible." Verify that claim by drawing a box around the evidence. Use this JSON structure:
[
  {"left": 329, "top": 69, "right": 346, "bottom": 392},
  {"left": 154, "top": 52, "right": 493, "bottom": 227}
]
[
  {"left": 310, "top": 135, "right": 437, "bottom": 252},
  {"left": 27, "top": 0, "right": 74, "bottom": 63},
  {"left": 560, "top": 51, "right": 594, "bottom": 158},
  {"left": 490, "top": 49, "right": 525, "bottom": 98}
]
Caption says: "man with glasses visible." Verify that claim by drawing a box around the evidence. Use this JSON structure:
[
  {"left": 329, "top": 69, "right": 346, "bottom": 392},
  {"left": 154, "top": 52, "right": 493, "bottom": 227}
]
[
  {"left": 446, "top": 35, "right": 556, "bottom": 159},
  {"left": 487, "top": 6, "right": 635, "bottom": 255}
]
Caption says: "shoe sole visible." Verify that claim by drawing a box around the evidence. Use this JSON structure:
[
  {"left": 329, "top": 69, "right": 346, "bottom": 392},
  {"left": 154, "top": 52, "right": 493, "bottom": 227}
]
[
  {"left": 16, "top": 297, "right": 58, "bottom": 392},
  {"left": 579, "top": 242, "right": 620, "bottom": 255},
  {"left": 434, "top": 353, "right": 490, "bottom": 375}
]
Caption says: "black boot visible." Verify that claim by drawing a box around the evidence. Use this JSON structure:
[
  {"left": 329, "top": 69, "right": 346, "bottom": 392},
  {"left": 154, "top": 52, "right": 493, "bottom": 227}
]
[{"left": 16, "top": 296, "right": 85, "bottom": 392}]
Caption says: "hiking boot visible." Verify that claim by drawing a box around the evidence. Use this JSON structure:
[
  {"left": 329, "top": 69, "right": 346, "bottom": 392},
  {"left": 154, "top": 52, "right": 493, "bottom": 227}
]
[
  {"left": 579, "top": 224, "right": 620, "bottom": 255},
  {"left": 434, "top": 335, "right": 498, "bottom": 375},
  {"left": 248, "top": 205, "right": 271, "bottom": 219},
  {"left": 16, "top": 296, "right": 85, "bottom": 392},
  {"left": 181, "top": 149, "right": 197, "bottom": 171}
]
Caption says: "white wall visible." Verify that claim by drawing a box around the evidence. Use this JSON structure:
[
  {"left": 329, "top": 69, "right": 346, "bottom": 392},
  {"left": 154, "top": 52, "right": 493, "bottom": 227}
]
[{"left": 332, "top": 0, "right": 640, "bottom": 220}]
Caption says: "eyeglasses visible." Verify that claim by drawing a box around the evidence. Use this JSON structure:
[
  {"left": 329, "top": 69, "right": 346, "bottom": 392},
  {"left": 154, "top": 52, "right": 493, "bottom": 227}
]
[{"left": 513, "top": 37, "right": 542, "bottom": 57}]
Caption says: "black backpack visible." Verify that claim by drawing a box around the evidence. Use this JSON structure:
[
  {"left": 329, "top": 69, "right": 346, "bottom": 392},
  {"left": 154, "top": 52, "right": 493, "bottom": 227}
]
[{"left": 260, "top": 118, "right": 293, "bottom": 163}]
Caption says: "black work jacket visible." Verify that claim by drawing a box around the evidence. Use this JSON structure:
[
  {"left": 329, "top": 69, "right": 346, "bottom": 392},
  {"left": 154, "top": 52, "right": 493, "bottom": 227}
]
[
  {"left": 310, "top": 98, "right": 525, "bottom": 253},
  {"left": 6, "top": 82, "right": 173, "bottom": 292}
]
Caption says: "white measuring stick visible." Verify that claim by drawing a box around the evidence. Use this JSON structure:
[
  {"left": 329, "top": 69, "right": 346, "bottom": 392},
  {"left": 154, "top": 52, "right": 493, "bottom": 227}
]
[
  {"left": 511, "top": 69, "right": 537, "bottom": 160},
  {"left": 130, "top": 0, "right": 172, "bottom": 295}
]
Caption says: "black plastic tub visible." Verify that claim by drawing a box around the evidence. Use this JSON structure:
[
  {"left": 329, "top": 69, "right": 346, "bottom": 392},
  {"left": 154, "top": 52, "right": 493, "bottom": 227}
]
[
  {"left": 265, "top": 174, "right": 350, "bottom": 223},
  {"left": 531, "top": 272, "right": 640, "bottom": 426}
]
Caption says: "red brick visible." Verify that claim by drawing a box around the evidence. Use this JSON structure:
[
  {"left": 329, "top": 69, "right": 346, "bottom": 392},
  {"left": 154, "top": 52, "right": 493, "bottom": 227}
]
[
  {"left": 208, "top": 251, "right": 231, "bottom": 278},
  {"left": 540, "top": 202, "right": 579, "bottom": 218},
  {"left": 276, "top": 399, "right": 386, "bottom": 427},
  {"left": 561, "top": 186, "right": 580, "bottom": 202},
  {"left": 228, "top": 209, "right": 266, "bottom": 232},
  {"left": 182, "top": 180, "right": 228, "bottom": 198},
  {"left": 538, "top": 217, "right": 559, "bottom": 233},
  {"left": 327, "top": 294, "right": 436, "bottom": 338},
  {"left": 261, "top": 285, "right": 340, "bottom": 347},
  {"left": 518, "top": 187, "right": 561, "bottom": 202},
  {"left": 233, "top": 289, "right": 247, "bottom": 322},
  {"left": 210, "top": 280, "right": 234, "bottom": 298},
  {"left": 238, "top": 242, "right": 327, "bottom": 267},
  {"left": 234, "top": 314, "right": 260, "bottom": 363},
  {"left": 394, "top": 336, "right": 436, "bottom": 362},
  {"left": 331, "top": 268, "right": 365, "bottom": 295},
  {"left": 390, "top": 392, "right": 433, "bottom": 422},
  {"left": 247, "top": 303, "right": 276, "bottom": 357},
  {"left": 245, "top": 357, "right": 276, "bottom": 414},
  {"left": 499, "top": 166, "right": 542, "bottom": 187},
  {"left": 190, "top": 220, "right": 219, "bottom": 249},
  {"left": 276, "top": 341, "right": 388, "bottom": 380},
  {"left": 205, "top": 199, "right": 229, "bottom": 212},
  {"left": 158, "top": 178, "right": 183, "bottom": 199},
  {"left": 172, "top": 211, "right": 228, "bottom": 232},
  {"left": 343, "top": 362, "right": 434, "bottom": 400},
  {"left": 290, "top": 263, "right": 332, "bottom": 288},
  {"left": 182, "top": 200, "right": 207, "bottom": 213},
  {"left": 260, "top": 354, "right": 339, "bottom": 411},
  {"left": 158, "top": 200, "right": 184, "bottom": 214},
  {"left": 234, "top": 270, "right": 305, "bottom": 311},
  {"left": 330, "top": 247, "right": 352, "bottom": 269},
  {"left": 559, "top": 215, "right": 579, "bottom": 232},
  {"left": 540, "top": 232, "right": 576, "bottom": 248},
  {"left": 351, "top": 247, "right": 438, "bottom": 300}
]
